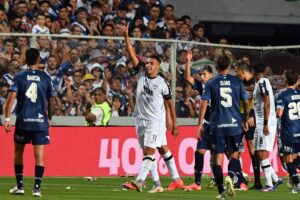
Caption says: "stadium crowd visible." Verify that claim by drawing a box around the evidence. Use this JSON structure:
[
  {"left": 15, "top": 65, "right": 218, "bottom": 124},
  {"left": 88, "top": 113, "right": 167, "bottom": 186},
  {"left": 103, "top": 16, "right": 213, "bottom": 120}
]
[{"left": 0, "top": 0, "right": 285, "bottom": 121}]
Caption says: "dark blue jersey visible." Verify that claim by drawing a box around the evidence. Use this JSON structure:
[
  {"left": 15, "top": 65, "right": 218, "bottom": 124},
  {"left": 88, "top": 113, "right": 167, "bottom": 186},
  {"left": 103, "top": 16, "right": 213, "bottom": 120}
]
[
  {"left": 9, "top": 69, "right": 55, "bottom": 131},
  {"left": 201, "top": 74, "right": 247, "bottom": 136},
  {"left": 276, "top": 89, "right": 300, "bottom": 143}
]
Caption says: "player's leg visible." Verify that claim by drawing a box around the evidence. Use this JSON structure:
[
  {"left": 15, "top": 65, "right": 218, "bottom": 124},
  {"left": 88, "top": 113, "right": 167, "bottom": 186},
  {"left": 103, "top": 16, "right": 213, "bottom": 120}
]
[
  {"left": 157, "top": 145, "right": 184, "bottom": 190},
  {"left": 10, "top": 129, "right": 29, "bottom": 195},
  {"left": 32, "top": 130, "right": 50, "bottom": 197},
  {"left": 245, "top": 125, "right": 262, "bottom": 189},
  {"left": 131, "top": 120, "right": 158, "bottom": 192},
  {"left": 148, "top": 159, "right": 163, "bottom": 193},
  {"left": 210, "top": 134, "right": 226, "bottom": 198},
  {"left": 10, "top": 142, "right": 26, "bottom": 195},
  {"left": 226, "top": 135, "right": 247, "bottom": 193},
  {"left": 284, "top": 143, "right": 300, "bottom": 192}
]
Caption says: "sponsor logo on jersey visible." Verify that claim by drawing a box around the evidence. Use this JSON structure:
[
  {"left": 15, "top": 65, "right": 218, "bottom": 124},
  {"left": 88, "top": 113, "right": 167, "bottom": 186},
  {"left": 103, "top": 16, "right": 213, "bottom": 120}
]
[{"left": 23, "top": 118, "right": 44, "bottom": 123}]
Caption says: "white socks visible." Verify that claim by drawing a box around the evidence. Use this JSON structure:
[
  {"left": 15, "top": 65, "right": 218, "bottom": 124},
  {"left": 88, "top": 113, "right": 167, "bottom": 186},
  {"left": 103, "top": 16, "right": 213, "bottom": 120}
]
[
  {"left": 261, "top": 159, "right": 274, "bottom": 186},
  {"left": 137, "top": 155, "right": 155, "bottom": 182},
  {"left": 163, "top": 151, "right": 180, "bottom": 181}
]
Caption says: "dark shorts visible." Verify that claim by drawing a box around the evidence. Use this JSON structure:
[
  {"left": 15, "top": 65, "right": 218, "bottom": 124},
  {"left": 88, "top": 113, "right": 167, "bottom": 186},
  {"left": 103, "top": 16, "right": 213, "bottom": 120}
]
[
  {"left": 210, "top": 134, "right": 242, "bottom": 154},
  {"left": 196, "top": 123, "right": 211, "bottom": 150},
  {"left": 244, "top": 125, "right": 255, "bottom": 141},
  {"left": 14, "top": 129, "right": 50, "bottom": 145},
  {"left": 279, "top": 139, "right": 300, "bottom": 155}
]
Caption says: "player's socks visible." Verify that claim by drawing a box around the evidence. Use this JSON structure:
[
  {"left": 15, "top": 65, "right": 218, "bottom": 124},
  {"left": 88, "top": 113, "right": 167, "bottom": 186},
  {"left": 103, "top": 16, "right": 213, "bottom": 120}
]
[
  {"left": 163, "top": 151, "right": 180, "bottom": 181},
  {"left": 250, "top": 154, "right": 262, "bottom": 186},
  {"left": 194, "top": 151, "right": 204, "bottom": 185},
  {"left": 34, "top": 165, "right": 44, "bottom": 190},
  {"left": 15, "top": 165, "right": 24, "bottom": 189},
  {"left": 228, "top": 158, "right": 246, "bottom": 184},
  {"left": 293, "top": 157, "right": 300, "bottom": 170},
  {"left": 286, "top": 162, "right": 300, "bottom": 186},
  {"left": 270, "top": 166, "right": 279, "bottom": 182},
  {"left": 150, "top": 159, "right": 161, "bottom": 186},
  {"left": 212, "top": 165, "right": 224, "bottom": 194},
  {"left": 137, "top": 155, "right": 155, "bottom": 182},
  {"left": 261, "top": 159, "right": 273, "bottom": 187}
]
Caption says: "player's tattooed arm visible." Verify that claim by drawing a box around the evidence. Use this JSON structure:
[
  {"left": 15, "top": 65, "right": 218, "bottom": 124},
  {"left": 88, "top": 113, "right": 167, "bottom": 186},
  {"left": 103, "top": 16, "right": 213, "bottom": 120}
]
[{"left": 164, "top": 100, "right": 173, "bottom": 131}]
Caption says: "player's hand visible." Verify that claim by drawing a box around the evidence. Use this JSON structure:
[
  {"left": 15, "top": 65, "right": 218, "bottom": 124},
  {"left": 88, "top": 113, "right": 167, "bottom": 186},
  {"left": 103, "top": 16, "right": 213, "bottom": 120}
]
[
  {"left": 121, "top": 25, "right": 129, "bottom": 37},
  {"left": 247, "top": 117, "right": 255, "bottom": 127},
  {"left": 263, "top": 125, "right": 269, "bottom": 136},
  {"left": 48, "top": 120, "right": 52, "bottom": 127},
  {"left": 4, "top": 121, "right": 11, "bottom": 133},
  {"left": 166, "top": 119, "right": 173, "bottom": 131},
  {"left": 197, "top": 124, "right": 204, "bottom": 140},
  {"left": 187, "top": 50, "right": 193, "bottom": 62},
  {"left": 172, "top": 126, "right": 179, "bottom": 138},
  {"left": 242, "top": 122, "right": 248, "bottom": 132}
]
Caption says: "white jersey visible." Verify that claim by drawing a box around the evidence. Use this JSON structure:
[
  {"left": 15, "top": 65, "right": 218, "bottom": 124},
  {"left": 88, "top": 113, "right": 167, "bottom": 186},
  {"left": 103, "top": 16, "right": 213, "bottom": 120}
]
[
  {"left": 134, "top": 62, "right": 172, "bottom": 122},
  {"left": 253, "top": 77, "right": 276, "bottom": 122}
]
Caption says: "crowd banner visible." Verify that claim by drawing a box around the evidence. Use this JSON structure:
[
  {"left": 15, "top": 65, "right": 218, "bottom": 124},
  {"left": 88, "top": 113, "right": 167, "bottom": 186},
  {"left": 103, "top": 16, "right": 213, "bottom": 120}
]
[{"left": 0, "top": 126, "right": 286, "bottom": 176}]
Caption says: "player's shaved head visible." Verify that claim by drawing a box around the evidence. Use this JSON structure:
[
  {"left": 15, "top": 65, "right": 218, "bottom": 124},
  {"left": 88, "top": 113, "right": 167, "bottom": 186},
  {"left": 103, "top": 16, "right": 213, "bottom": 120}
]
[
  {"left": 236, "top": 62, "right": 251, "bottom": 72},
  {"left": 26, "top": 48, "right": 40, "bottom": 66}
]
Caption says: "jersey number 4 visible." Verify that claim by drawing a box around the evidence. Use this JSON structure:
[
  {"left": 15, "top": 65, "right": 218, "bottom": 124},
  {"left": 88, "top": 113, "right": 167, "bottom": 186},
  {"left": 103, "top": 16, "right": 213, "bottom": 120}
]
[
  {"left": 220, "top": 87, "right": 232, "bottom": 107},
  {"left": 288, "top": 102, "right": 300, "bottom": 120},
  {"left": 25, "top": 82, "right": 38, "bottom": 103}
]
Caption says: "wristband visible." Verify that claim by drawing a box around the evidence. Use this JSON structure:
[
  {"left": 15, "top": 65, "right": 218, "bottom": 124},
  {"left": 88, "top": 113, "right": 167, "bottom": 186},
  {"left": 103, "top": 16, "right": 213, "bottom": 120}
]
[
  {"left": 264, "top": 120, "right": 268, "bottom": 126},
  {"left": 5, "top": 118, "right": 10, "bottom": 122}
]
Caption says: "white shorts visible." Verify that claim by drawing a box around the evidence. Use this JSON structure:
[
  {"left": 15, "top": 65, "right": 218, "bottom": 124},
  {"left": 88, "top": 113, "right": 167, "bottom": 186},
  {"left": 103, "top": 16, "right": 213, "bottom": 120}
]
[
  {"left": 254, "top": 120, "right": 276, "bottom": 152},
  {"left": 135, "top": 118, "right": 166, "bottom": 149}
]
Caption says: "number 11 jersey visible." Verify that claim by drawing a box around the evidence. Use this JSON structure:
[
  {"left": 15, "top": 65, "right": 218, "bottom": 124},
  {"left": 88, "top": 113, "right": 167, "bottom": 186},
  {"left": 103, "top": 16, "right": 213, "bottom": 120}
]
[{"left": 9, "top": 69, "right": 55, "bottom": 131}]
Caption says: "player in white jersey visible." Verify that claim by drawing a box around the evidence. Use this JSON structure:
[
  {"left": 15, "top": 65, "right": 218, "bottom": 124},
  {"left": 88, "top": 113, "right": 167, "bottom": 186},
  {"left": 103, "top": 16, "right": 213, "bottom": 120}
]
[
  {"left": 252, "top": 64, "right": 282, "bottom": 192},
  {"left": 121, "top": 25, "right": 181, "bottom": 192}
]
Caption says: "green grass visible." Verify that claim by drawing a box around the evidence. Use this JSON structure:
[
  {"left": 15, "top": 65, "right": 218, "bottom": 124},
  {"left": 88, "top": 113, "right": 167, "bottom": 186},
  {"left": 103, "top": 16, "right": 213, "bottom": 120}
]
[{"left": 0, "top": 177, "right": 299, "bottom": 200}]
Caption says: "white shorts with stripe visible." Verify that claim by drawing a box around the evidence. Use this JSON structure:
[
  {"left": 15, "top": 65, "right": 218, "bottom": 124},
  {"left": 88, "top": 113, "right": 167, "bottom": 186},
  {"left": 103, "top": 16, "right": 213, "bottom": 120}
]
[{"left": 254, "top": 119, "right": 277, "bottom": 152}]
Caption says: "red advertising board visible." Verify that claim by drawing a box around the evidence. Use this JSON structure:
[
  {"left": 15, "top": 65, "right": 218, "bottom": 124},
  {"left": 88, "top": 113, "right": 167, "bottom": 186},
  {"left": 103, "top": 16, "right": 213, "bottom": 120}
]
[{"left": 0, "top": 126, "right": 286, "bottom": 176}]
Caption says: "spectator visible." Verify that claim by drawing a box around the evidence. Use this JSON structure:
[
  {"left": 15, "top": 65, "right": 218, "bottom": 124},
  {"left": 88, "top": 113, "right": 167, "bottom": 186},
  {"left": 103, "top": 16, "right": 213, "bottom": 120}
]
[
  {"left": 108, "top": 76, "right": 127, "bottom": 112},
  {"left": 177, "top": 23, "right": 192, "bottom": 50},
  {"left": 125, "top": 0, "right": 136, "bottom": 20},
  {"left": 175, "top": 86, "right": 195, "bottom": 118},
  {"left": 45, "top": 55, "right": 59, "bottom": 81},
  {"left": 192, "top": 24, "right": 209, "bottom": 43},
  {"left": 9, "top": 14, "right": 22, "bottom": 33},
  {"left": 0, "top": 82, "right": 9, "bottom": 115},
  {"left": 38, "top": 1, "right": 50, "bottom": 17},
  {"left": 143, "top": 4, "right": 164, "bottom": 29},
  {"left": 0, "top": 7, "right": 10, "bottom": 33},
  {"left": 85, "top": 87, "right": 111, "bottom": 126},
  {"left": 163, "top": 4, "right": 175, "bottom": 23},
  {"left": 2, "top": 59, "right": 20, "bottom": 86},
  {"left": 165, "top": 18, "right": 177, "bottom": 39},
  {"left": 17, "top": 1, "right": 34, "bottom": 33}
]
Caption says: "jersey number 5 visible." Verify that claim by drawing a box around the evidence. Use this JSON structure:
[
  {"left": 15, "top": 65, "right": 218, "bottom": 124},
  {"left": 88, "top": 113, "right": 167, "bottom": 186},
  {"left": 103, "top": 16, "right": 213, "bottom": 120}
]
[
  {"left": 288, "top": 102, "right": 300, "bottom": 120},
  {"left": 25, "top": 82, "right": 38, "bottom": 103},
  {"left": 220, "top": 87, "right": 232, "bottom": 107}
]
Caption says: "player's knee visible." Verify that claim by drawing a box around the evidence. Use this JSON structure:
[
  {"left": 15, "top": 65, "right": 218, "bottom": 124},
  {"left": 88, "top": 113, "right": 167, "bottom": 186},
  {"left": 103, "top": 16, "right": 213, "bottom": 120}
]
[
  {"left": 157, "top": 145, "right": 168, "bottom": 155},
  {"left": 197, "top": 149, "right": 206, "bottom": 155}
]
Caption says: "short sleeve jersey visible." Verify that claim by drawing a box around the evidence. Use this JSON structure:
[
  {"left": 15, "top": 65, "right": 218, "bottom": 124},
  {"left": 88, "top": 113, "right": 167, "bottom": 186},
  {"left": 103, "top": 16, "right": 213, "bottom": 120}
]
[
  {"left": 253, "top": 77, "right": 276, "bottom": 122},
  {"left": 134, "top": 62, "right": 172, "bottom": 122},
  {"left": 9, "top": 69, "right": 55, "bottom": 131},
  {"left": 276, "top": 88, "right": 300, "bottom": 143},
  {"left": 201, "top": 74, "right": 247, "bottom": 136}
]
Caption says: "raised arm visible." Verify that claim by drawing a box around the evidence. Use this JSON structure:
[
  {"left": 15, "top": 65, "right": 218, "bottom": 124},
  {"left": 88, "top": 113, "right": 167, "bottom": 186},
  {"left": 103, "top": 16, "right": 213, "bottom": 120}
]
[
  {"left": 121, "top": 25, "right": 139, "bottom": 68},
  {"left": 185, "top": 50, "right": 195, "bottom": 85}
]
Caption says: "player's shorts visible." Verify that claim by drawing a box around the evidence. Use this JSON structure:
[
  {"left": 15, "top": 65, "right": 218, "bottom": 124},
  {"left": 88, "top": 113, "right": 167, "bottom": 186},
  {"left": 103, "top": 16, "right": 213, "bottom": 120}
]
[
  {"left": 279, "top": 139, "right": 300, "bottom": 154},
  {"left": 254, "top": 120, "right": 276, "bottom": 152},
  {"left": 244, "top": 125, "right": 255, "bottom": 141},
  {"left": 196, "top": 123, "right": 211, "bottom": 150},
  {"left": 14, "top": 129, "right": 50, "bottom": 145},
  {"left": 135, "top": 118, "right": 166, "bottom": 149},
  {"left": 209, "top": 134, "right": 242, "bottom": 154}
]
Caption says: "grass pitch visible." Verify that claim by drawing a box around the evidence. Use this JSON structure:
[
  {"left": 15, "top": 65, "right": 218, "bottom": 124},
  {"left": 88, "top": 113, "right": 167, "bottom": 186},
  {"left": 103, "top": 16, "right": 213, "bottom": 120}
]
[{"left": 0, "top": 177, "right": 299, "bottom": 200}]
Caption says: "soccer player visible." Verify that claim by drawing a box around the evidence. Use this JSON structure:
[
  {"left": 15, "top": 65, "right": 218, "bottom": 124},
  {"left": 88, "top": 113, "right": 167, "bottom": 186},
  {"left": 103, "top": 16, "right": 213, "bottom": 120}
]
[
  {"left": 235, "top": 62, "right": 262, "bottom": 190},
  {"left": 183, "top": 50, "right": 214, "bottom": 191},
  {"left": 198, "top": 54, "right": 248, "bottom": 199},
  {"left": 252, "top": 64, "right": 282, "bottom": 192},
  {"left": 4, "top": 48, "right": 55, "bottom": 197},
  {"left": 276, "top": 69, "right": 300, "bottom": 192},
  {"left": 121, "top": 25, "right": 179, "bottom": 192}
]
